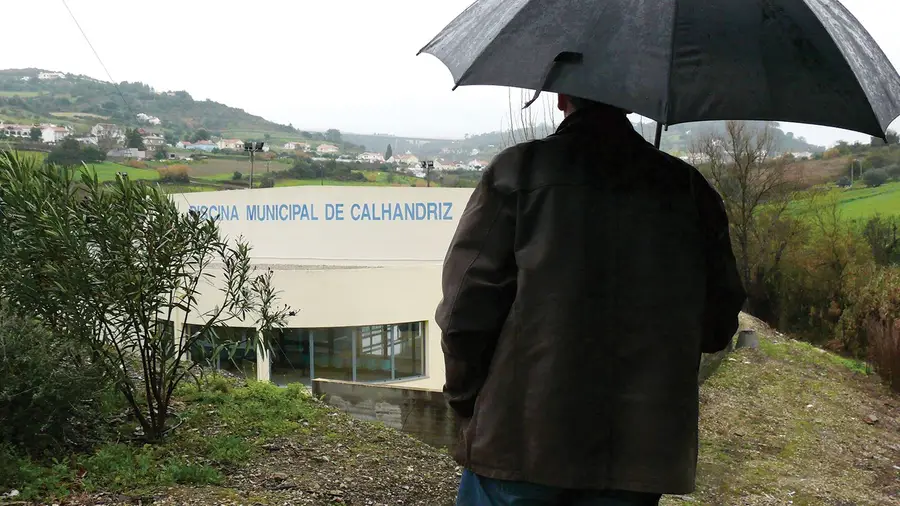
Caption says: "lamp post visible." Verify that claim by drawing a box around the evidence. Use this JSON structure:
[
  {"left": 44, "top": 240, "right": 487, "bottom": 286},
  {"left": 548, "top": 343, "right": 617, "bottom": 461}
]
[
  {"left": 420, "top": 160, "right": 434, "bottom": 187},
  {"left": 243, "top": 141, "right": 265, "bottom": 189}
]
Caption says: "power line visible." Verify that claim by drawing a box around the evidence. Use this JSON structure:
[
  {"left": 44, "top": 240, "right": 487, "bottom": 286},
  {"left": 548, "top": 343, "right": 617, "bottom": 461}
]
[{"left": 60, "top": 0, "right": 136, "bottom": 117}]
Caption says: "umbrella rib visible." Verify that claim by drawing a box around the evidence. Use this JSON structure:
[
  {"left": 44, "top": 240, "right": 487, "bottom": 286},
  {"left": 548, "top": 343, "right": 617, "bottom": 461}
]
[{"left": 662, "top": 0, "right": 681, "bottom": 126}]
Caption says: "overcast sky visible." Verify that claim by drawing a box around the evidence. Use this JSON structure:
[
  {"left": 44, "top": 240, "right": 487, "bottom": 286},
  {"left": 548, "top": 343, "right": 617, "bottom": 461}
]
[{"left": 2, "top": 0, "right": 898, "bottom": 146}]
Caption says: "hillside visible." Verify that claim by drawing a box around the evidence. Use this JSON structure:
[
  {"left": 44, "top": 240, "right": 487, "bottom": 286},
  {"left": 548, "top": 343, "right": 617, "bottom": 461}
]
[
  {"left": 2, "top": 314, "right": 897, "bottom": 505},
  {"left": 0, "top": 68, "right": 296, "bottom": 142}
]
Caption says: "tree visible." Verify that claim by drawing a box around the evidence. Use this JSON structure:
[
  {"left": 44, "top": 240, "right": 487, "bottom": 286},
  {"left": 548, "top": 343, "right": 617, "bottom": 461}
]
[
  {"left": 126, "top": 128, "right": 145, "bottom": 150},
  {"left": 385, "top": 144, "right": 393, "bottom": 161},
  {"left": 154, "top": 146, "right": 169, "bottom": 160},
  {"left": 0, "top": 152, "right": 293, "bottom": 442},
  {"left": 864, "top": 168, "right": 888, "bottom": 187},
  {"left": 692, "top": 121, "right": 796, "bottom": 312},
  {"left": 191, "top": 129, "right": 211, "bottom": 143},
  {"left": 870, "top": 129, "right": 899, "bottom": 146},
  {"left": 502, "top": 88, "right": 560, "bottom": 147},
  {"left": 46, "top": 137, "right": 106, "bottom": 166},
  {"left": 325, "top": 129, "right": 342, "bottom": 144},
  {"left": 29, "top": 127, "right": 41, "bottom": 142}
]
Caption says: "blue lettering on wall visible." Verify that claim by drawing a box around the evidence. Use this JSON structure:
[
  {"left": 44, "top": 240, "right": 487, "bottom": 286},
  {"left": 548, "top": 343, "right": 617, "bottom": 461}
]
[{"left": 193, "top": 202, "right": 453, "bottom": 222}]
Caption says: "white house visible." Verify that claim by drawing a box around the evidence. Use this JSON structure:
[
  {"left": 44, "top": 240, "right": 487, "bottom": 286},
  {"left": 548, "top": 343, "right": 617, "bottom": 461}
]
[
  {"left": 216, "top": 139, "right": 244, "bottom": 150},
  {"left": 357, "top": 152, "right": 385, "bottom": 163},
  {"left": 143, "top": 134, "right": 166, "bottom": 148},
  {"left": 176, "top": 141, "right": 191, "bottom": 149},
  {"left": 75, "top": 136, "right": 99, "bottom": 146},
  {"left": 284, "top": 141, "right": 311, "bottom": 151},
  {"left": 91, "top": 123, "right": 125, "bottom": 140},
  {"left": 1, "top": 123, "right": 32, "bottom": 138},
  {"left": 316, "top": 143, "right": 340, "bottom": 155},
  {"left": 467, "top": 159, "right": 488, "bottom": 170},
  {"left": 41, "top": 126, "right": 69, "bottom": 144},
  {"left": 389, "top": 154, "right": 419, "bottom": 167},
  {"left": 136, "top": 113, "right": 162, "bottom": 125},
  {"left": 107, "top": 148, "right": 146, "bottom": 160},
  {"left": 38, "top": 71, "right": 65, "bottom": 80}
]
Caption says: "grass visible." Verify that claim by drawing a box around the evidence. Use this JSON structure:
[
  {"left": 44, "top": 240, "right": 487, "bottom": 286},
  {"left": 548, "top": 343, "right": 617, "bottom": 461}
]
[
  {"left": 49, "top": 111, "right": 109, "bottom": 120},
  {"left": 789, "top": 181, "right": 900, "bottom": 221},
  {"left": 661, "top": 314, "right": 900, "bottom": 505},
  {"left": 0, "top": 91, "right": 44, "bottom": 98},
  {"left": 88, "top": 162, "right": 160, "bottom": 182},
  {"left": 1, "top": 379, "right": 323, "bottom": 501}
]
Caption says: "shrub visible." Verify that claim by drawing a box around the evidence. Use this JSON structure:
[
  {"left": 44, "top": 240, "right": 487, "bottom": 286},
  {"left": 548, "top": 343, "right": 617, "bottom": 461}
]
[
  {"left": 158, "top": 164, "right": 190, "bottom": 183},
  {"left": 259, "top": 174, "right": 275, "bottom": 188},
  {"left": 124, "top": 159, "right": 148, "bottom": 169},
  {"left": 886, "top": 164, "right": 900, "bottom": 179},
  {"left": 836, "top": 175, "right": 851, "bottom": 187},
  {"left": 232, "top": 171, "right": 242, "bottom": 180},
  {"left": 841, "top": 267, "right": 900, "bottom": 392},
  {"left": 0, "top": 307, "right": 111, "bottom": 455},
  {"left": 863, "top": 168, "right": 888, "bottom": 187}
]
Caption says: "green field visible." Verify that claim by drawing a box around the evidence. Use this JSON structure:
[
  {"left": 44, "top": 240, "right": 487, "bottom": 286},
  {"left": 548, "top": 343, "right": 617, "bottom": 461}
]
[
  {"left": 88, "top": 162, "right": 160, "bottom": 182},
  {"left": 0, "top": 91, "right": 44, "bottom": 98},
  {"left": 790, "top": 181, "right": 900, "bottom": 221}
]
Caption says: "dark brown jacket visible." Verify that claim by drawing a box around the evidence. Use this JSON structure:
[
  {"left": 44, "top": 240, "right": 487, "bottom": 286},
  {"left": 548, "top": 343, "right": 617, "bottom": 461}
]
[{"left": 435, "top": 106, "right": 745, "bottom": 494}]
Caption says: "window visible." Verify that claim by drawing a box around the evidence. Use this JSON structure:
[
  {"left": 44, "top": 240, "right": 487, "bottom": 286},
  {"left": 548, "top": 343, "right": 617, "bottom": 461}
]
[{"left": 269, "top": 321, "right": 426, "bottom": 386}]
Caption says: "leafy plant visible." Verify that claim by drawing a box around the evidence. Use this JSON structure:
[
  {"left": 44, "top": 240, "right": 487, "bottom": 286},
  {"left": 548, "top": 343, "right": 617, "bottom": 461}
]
[
  {"left": 0, "top": 307, "right": 112, "bottom": 455},
  {"left": 0, "top": 151, "right": 293, "bottom": 442},
  {"left": 863, "top": 168, "right": 888, "bottom": 187},
  {"left": 232, "top": 171, "right": 242, "bottom": 180}
]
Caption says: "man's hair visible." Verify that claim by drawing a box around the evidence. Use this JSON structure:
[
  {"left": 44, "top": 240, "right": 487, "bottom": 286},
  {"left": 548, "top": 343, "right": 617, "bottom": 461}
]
[{"left": 569, "top": 95, "right": 629, "bottom": 115}]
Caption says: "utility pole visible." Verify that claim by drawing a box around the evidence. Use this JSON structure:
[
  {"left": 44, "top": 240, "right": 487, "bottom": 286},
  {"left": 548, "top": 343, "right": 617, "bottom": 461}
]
[
  {"left": 421, "top": 160, "right": 434, "bottom": 187},
  {"left": 243, "top": 141, "right": 265, "bottom": 189}
]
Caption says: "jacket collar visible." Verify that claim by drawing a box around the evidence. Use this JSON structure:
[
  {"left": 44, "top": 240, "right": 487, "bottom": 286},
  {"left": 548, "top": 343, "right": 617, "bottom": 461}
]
[{"left": 554, "top": 105, "right": 635, "bottom": 138}]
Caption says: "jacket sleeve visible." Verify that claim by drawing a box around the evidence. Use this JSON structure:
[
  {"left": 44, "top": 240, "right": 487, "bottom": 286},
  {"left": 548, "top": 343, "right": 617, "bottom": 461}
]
[
  {"left": 695, "top": 174, "right": 747, "bottom": 353},
  {"left": 435, "top": 165, "right": 517, "bottom": 419}
]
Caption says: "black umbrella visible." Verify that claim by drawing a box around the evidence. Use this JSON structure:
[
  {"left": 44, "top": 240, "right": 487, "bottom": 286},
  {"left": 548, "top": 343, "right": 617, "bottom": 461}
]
[{"left": 418, "top": 0, "right": 900, "bottom": 147}]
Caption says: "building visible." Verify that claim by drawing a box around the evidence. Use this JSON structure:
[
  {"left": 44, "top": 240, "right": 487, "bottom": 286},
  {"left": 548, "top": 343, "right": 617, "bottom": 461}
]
[
  {"left": 136, "top": 113, "right": 161, "bottom": 125},
  {"left": 41, "top": 125, "right": 70, "bottom": 144},
  {"left": 186, "top": 140, "right": 217, "bottom": 152},
  {"left": 357, "top": 152, "right": 385, "bottom": 164},
  {"left": 107, "top": 148, "right": 146, "bottom": 160},
  {"left": 38, "top": 71, "right": 65, "bottom": 80},
  {"left": 1, "top": 123, "right": 32, "bottom": 138},
  {"left": 91, "top": 123, "right": 125, "bottom": 140},
  {"left": 75, "top": 136, "right": 99, "bottom": 146},
  {"left": 172, "top": 186, "right": 475, "bottom": 389},
  {"left": 316, "top": 143, "right": 339, "bottom": 155},
  {"left": 216, "top": 139, "right": 245, "bottom": 151},
  {"left": 467, "top": 159, "right": 488, "bottom": 170},
  {"left": 143, "top": 134, "right": 166, "bottom": 149},
  {"left": 176, "top": 141, "right": 192, "bottom": 149},
  {"left": 284, "top": 141, "right": 311, "bottom": 151}
]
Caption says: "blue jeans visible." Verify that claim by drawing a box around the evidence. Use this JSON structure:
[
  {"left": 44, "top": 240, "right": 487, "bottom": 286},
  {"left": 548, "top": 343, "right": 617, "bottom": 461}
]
[{"left": 457, "top": 470, "right": 662, "bottom": 506}]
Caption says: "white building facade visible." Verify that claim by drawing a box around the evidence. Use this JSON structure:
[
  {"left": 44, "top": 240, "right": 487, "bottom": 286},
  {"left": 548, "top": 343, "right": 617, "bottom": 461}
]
[{"left": 173, "top": 186, "right": 474, "bottom": 390}]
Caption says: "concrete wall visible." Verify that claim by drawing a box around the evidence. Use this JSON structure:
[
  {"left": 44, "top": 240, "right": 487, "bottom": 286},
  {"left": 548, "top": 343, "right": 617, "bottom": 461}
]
[
  {"left": 312, "top": 379, "right": 459, "bottom": 448},
  {"left": 172, "top": 186, "right": 475, "bottom": 266},
  {"left": 315, "top": 338, "right": 737, "bottom": 449}
]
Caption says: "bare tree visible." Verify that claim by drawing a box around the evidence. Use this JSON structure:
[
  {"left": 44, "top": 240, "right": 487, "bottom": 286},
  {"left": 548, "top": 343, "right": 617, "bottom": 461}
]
[
  {"left": 692, "top": 121, "right": 797, "bottom": 310},
  {"left": 502, "top": 89, "right": 561, "bottom": 147}
]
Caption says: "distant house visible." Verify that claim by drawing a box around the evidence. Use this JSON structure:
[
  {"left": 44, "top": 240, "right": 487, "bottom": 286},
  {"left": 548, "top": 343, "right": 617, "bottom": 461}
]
[
  {"left": 316, "top": 143, "right": 339, "bottom": 155},
  {"left": 1, "top": 123, "right": 32, "bottom": 138},
  {"left": 186, "top": 140, "right": 216, "bottom": 152},
  {"left": 136, "top": 113, "right": 162, "bottom": 125},
  {"left": 143, "top": 134, "right": 166, "bottom": 148},
  {"left": 75, "top": 136, "right": 98, "bottom": 146},
  {"left": 176, "top": 141, "right": 191, "bottom": 149},
  {"left": 357, "top": 152, "right": 385, "bottom": 163},
  {"left": 38, "top": 71, "right": 65, "bottom": 80},
  {"left": 91, "top": 123, "right": 124, "bottom": 141},
  {"left": 467, "top": 159, "right": 488, "bottom": 170},
  {"left": 107, "top": 148, "right": 146, "bottom": 160},
  {"left": 40, "top": 125, "right": 70, "bottom": 144},
  {"left": 284, "top": 141, "right": 311, "bottom": 151},
  {"left": 216, "top": 139, "right": 244, "bottom": 150},
  {"left": 398, "top": 154, "right": 420, "bottom": 167}
]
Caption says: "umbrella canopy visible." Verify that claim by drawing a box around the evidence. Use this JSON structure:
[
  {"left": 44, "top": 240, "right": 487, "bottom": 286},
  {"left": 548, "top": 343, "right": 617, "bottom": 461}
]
[{"left": 418, "top": 0, "right": 900, "bottom": 142}]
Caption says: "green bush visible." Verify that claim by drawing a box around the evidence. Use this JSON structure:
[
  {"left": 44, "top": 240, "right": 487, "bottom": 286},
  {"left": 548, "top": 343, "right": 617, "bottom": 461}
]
[
  {"left": 0, "top": 307, "right": 111, "bottom": 455},
  {"left": 232, "top": 170, "right": 242, "bottom": 180},
  {"left": 863, "top": 168, "right": 888, "bottom": 187},
  {"left": 259, "top": 174, "right": 275, "bottom": 188}
]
